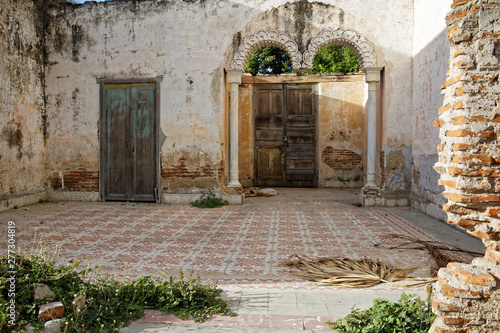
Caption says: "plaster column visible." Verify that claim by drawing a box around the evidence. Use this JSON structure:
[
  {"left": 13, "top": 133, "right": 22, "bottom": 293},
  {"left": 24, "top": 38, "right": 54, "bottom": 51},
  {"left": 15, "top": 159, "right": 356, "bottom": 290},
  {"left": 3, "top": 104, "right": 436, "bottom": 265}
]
[
  {"left": 364, "top": 67, "right": 383, "bottom": 189},
  {"left": 226, "top": 69, "right": 243, "bottom": 188}
]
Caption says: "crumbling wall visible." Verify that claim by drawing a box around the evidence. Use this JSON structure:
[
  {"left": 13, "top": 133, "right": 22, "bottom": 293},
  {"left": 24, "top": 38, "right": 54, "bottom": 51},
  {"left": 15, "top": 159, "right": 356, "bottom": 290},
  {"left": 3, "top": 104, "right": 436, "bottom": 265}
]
[
  {"left": 432, "top": 0, "right": 500, "bottom": 331},
  {"left": 43, "top": 0, "right": 414, "bottom": 197},
  {"left": 0, "top": 0, "right": 47, "bottom": 209},
  {"left": 411, "top": 0, "right": 452, "bottom": 220}
]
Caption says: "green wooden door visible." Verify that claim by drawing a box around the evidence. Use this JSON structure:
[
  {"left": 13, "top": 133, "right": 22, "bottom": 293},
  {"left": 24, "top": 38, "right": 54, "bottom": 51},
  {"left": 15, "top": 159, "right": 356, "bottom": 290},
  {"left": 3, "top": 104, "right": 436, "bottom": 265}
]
[{"left": 102, "top": 83, "right": 157, "bottom": 202}]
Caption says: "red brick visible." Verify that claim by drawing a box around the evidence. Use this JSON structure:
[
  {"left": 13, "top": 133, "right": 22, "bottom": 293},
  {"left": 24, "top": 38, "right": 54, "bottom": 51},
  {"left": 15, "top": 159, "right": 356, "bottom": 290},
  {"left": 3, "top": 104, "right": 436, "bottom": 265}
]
[
  {"left": 439, "top": 179, "right": 459, "bottom": 188},
  {"left": 452, "top": 143, "right": 471, "bottom": 151},
  {"left": 451, "top": 115, "right": 467, "bottom": 125},
  {"left": 448, "top": 262, "right": 496, "bottom": 286},
  {"left": 432, "top": 300, "right": 461, "bottom": 312},
  {"left": 443, "top": 192, "right": 500, "bottom": 203},
  {"left": 435, "top": 119, "right": 446, "bottom": 127},
  {"left": 471, "top": 230, "right": 500, "bottom": 241},
  {"left": 452, "top": 0, "right": 472, "bottom": 7},
  {"left": 486, "top": 208, "right": 500, "bottom": 217},
  {"left": 442, "top": 75, "right": 463, "bottom": 89},
  {"left": 439, "top": 276, "right": 491, "bottom": 298},
  {"left": 446, "top": 129, "right": 477, "bottom": 137},
  {"left": 447, "top": 167, "right": 500, "bottom": 177},
  {"left": 448, "top": 219, "right": 483, "bottom": 226}
]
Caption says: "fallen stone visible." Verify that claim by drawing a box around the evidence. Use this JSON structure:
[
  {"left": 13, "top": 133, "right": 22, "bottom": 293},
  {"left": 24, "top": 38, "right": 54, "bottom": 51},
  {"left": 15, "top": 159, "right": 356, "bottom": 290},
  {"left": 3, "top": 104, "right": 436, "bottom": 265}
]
[
  {"left": 44, "top": 318, "right": 64, "bottom": 333},
  {"left": 34, "top": 283, "right": 55, "bottom": 301},
  {"left": 23, "top": 324, "right": 35, "bottom": 333},
  {"left": 39, "top": 301, "right": 64, "bottom": 320},
  {"left": 256, "top": 188, "right": 279, "bottom": 196}
]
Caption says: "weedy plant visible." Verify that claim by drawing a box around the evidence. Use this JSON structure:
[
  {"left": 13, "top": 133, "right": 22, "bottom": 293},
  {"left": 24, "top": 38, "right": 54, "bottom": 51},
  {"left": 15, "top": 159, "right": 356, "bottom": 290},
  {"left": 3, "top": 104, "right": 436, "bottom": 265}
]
[
  {"left": 327, "top": 293, "right": 435, "bottom": 333},
  {"left": 0, "top": 247, "right": 235, "bottom": 332},
  {"left": 191, "top": 192, "right": 229, "bottom": 208}
]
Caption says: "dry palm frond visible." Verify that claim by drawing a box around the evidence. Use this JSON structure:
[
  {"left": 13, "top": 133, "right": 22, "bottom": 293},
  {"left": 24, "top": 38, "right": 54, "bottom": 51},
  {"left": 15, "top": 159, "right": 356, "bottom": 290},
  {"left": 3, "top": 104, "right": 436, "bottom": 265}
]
[
  {"left": 374, "top": 234, "right": 483, "bottom": 275},
  {"left": 279, "top": 255, "right": 419, "bottom": 288}
]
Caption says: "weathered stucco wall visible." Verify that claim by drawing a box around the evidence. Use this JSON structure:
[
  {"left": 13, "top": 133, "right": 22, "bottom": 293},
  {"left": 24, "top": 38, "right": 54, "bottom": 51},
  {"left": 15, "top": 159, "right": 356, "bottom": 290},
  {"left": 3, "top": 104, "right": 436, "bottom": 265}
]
[
  {"left": 317, "top": 75, "right": 365, "bottom": 188},
  {"left": 238, "top": 73, "right": 365, "bottom": 188},
  {"left": 43, "top": 0, "right": 414, "bottom": 196},
  {"left": 0, "top": 0, "right": 47, "bottom": 209},
  {"left": 411, "top": 0, "right": 452, "bottom": 220}
]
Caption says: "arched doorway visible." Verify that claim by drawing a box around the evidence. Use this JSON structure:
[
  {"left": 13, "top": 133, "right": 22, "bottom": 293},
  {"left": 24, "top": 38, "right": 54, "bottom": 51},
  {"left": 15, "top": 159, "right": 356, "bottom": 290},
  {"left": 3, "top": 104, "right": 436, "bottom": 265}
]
[{"left": 226, "top": 29, "right": 382, "bottom": 204}]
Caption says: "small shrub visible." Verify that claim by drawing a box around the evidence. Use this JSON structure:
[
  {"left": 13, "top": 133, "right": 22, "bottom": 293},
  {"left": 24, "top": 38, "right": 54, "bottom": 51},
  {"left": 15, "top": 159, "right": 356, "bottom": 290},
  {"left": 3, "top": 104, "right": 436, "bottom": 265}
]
[
  {"left": 327, "top": 293, "right": 436, "bottom": 333},
  {"left": 191, "top": 192, "right": 228, "bottom": 209},
  {"left": 0, "top": 252, "right": 234, "bottom": 332}
]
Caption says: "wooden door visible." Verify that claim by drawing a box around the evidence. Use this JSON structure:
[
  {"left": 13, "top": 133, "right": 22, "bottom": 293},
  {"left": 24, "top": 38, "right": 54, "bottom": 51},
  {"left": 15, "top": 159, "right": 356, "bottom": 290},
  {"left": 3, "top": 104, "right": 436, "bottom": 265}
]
[
  {"left": 254, "top": 84, "right": 316, "bottom": 187},
  {"left": 101, "top": 83, "right": 158, "bottom": 202},
  {"left": 254, "top": 85, "right": 285, "bottom": 187},
  {"left": 285, "top": 85, "right": 317, "bottom": 187}
]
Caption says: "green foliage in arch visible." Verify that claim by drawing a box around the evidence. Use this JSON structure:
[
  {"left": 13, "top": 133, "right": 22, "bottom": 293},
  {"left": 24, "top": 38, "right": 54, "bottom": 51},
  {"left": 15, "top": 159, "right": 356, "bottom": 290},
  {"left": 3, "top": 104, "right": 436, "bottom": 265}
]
[
  {"left": 309, "top": 45, "right": 360, "bottom": 74},
  {"left": 244, "top": 45, "right": 360, "bottom": 75},
  {"left": 245, "top": 46, "right": 292, "bottom": 75}
]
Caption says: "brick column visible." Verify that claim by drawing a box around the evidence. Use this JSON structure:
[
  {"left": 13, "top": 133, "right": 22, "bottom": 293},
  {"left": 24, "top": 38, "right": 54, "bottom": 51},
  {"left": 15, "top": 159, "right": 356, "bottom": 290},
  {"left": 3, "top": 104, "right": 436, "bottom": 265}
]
[
  {"left": 226, "top": 69, "right": 243, "bottom": 188},
  {"left": 432, "top": 0, "right": 500, "bottom": 332}
]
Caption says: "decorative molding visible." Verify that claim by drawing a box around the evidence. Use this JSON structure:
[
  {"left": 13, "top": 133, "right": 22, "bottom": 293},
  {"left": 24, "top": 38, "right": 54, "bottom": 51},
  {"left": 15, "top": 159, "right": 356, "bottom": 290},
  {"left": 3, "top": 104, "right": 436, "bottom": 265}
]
[
  {"left": 228, "top": 30, "right": 302, "bottom": 72},
  {"left": 302, "top": 29, "right": 377, "bottom": 71}
]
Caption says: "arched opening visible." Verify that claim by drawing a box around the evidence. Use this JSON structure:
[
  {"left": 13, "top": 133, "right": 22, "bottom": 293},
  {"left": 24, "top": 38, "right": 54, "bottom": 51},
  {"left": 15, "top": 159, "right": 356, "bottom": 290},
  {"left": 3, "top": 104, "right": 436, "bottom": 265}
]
[
  {"left": 308, "top": 45, "right": 360, "bottom": 74},
  {"left": 245, "top": 46, "right": 292, "bottom": 75}
]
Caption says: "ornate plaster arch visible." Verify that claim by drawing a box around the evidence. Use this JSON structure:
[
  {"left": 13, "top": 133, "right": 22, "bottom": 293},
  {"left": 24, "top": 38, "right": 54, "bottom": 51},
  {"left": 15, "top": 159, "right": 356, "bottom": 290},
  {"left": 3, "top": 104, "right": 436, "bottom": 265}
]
[
  {"left": 228, "top": 30, "right": 302, "bottom": 72},
  {"left": 303, "top": 29, "right": 377, "bottom": 71}
]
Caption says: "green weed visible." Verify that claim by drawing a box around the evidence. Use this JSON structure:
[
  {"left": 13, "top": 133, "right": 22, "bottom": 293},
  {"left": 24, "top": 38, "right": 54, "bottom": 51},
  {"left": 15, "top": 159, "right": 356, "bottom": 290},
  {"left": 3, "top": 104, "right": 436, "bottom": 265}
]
[
  {"left": 0, "top": 251, "right": 234, "bottom": 332},
  {"left": 327, "top": 293, "right": 435, "bottom": 333},
  {"left": 191, "top": 192, "right": 229, "bottom": 209}
]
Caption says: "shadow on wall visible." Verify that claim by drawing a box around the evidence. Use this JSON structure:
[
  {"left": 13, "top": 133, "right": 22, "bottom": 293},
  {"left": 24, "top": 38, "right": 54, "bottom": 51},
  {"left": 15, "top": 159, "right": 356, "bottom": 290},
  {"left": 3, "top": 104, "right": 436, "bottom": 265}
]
[{"left": 411, "top": 27, "right": 449, "bottom": 221}]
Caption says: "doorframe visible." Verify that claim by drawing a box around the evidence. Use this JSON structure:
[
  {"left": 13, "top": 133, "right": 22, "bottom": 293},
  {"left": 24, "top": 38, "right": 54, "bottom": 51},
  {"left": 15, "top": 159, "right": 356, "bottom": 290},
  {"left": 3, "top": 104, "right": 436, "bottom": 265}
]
[
  {"left": 252, "top": 82, "right": 319, "bottom": 187},
  {"left": 98, "top": 77, "right": 162, "bottom": 203}
]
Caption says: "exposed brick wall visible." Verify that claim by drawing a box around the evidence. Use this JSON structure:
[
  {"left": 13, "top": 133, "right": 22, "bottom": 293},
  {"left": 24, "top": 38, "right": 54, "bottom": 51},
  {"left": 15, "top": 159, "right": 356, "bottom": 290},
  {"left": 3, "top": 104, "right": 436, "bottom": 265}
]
[
  {"left": 160, "top": 157, "right": 224, "bottom": 193},
  {"left": 50, "top": 169, "right": 99, "bottom": 192},
  {"left": 321, "top": 147, "right": 362, "bottom": 170},
  {"left": 432, "top": 0, "right": 500, "bottom": 332},
  {"left": 160, "top": 157, "right": 222, "bottom": 179}
]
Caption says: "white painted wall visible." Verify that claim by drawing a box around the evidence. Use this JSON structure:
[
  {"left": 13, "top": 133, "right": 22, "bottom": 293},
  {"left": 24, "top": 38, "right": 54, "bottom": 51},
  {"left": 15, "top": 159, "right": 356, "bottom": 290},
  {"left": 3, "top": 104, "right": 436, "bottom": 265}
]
[{"left": 411, "top": 0, "right": 452, "bottom": 220}]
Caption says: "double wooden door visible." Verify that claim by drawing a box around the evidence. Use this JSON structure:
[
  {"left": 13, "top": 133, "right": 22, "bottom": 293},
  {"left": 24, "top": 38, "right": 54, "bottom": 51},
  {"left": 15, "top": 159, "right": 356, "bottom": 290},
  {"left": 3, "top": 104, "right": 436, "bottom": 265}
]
[
  {"left": 254, "top": 84, "right": 317, "bottom": 187},
  {"left": 101, "top": 82, "right": 158, "bottom": 202}
]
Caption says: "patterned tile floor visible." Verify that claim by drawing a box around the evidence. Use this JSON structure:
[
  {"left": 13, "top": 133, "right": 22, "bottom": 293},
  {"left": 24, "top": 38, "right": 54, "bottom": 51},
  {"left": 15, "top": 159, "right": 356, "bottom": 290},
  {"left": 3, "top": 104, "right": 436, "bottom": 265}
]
[{"left": 0, "top": 188, "right": 483, "bottom": 332}]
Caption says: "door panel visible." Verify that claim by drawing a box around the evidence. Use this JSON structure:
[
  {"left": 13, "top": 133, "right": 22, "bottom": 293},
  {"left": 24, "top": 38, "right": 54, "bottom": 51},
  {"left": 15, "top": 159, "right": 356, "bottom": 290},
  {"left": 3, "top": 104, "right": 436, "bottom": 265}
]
[
  {"left": 254, "top": 85, "right": 285, "bottom": 186},
  {"left": 285, "top": 86, "right": 316, "bottom": 187},
  {"left": 256, "top": 147, "right": 283, "bottom": 186},
  {"left": 104, "top": 85, "right": 129, "bottom": 200},
  {"left": 131, "top": 84, "right": 156, "bottom": 201},
  {"left": 102, "top": 83, "right": 157, "bottom": 202}
]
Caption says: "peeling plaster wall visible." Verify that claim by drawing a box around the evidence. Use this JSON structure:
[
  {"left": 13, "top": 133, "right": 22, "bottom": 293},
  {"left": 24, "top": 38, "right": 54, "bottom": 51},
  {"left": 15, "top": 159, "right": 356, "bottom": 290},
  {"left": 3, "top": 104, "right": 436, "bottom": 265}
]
[
  {"left": 0, "top": 0, "right": 46, "bottom": 207},
  {"left": 43, "top": 0, "right": 414, "bottom": 195},
  {"left": 317, "top": 75, "right": 365, "bottom": 188},
  {"left": 411, "top": 0, "right": 452, "bottom": 220}
]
